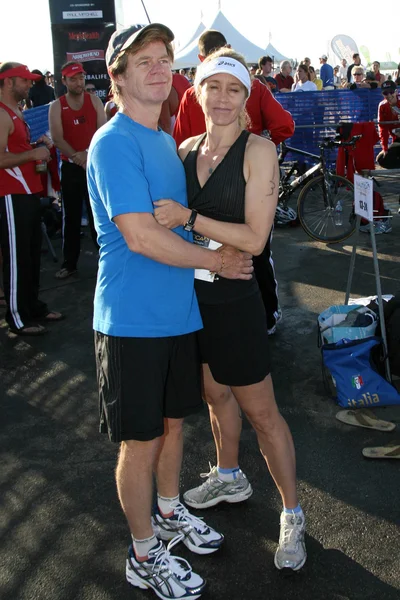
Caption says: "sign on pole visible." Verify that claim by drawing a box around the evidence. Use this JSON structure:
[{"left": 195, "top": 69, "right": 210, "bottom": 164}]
[{"left": 354, "top": 174, "right": 373, "bottom": 222}]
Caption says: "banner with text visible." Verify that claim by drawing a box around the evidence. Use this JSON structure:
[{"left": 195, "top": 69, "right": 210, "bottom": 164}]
[{"left": 49, "top": 0, "right": 116, "bottom": 25}]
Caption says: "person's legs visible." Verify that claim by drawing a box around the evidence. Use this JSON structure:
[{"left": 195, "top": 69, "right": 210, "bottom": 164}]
[
  {"left": 83, "top": 182, "right": 99, "bottom": 250},
  {"left": 60, "top": 162, "right": 83, "bottom": 272},
  {"left": 203, "top": 364, "right": 242, "bottom": 469},
  {"left": 116, "top": 437, "right": 162, "bottom": 540},
  {"left": 155, "top": 417, "right": 184, "bottom": 500},
  {"left": 0, "top": 194, "right": 45, "bottom": 333},
  {"left": 232, "top": 374, "right": 297, "bottom": 509}
]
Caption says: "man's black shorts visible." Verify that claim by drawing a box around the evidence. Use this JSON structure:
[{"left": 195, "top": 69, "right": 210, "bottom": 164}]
[
  {"left": 94, "top": 331, "right": 203, "bottom": 442},
  {"left": 198, "top": 292, "right": 271, "bottom": 387}
]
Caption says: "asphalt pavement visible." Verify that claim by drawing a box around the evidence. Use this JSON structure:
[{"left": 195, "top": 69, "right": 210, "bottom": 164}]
[{"left": 1, "top": 178, "right": 399, "bottom": 600}]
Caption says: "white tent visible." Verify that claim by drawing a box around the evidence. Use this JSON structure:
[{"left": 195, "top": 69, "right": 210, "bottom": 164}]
[
  {"left": 175, "top": 22, "right": 206, "bottom": 55},
  {"left": 264, "top": 43, "right": 289, "bottom": 64},
  {"left": 173, "top": 11, "right": 267, "bottom": 69}
]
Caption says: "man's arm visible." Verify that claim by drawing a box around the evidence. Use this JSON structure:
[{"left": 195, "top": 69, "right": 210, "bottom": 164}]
[
  {"left": 173, "top": 88, "right": 198, "bottom": 147},
  {"left": 378, "top": 104, "right": 390, "bottom": 153},
  {"left": 49, "top": 100, "right": 78, "bottom": 160},
  {"left": 156, "top": 137, "right": 279, "bottom": 256},
  {"left": 91, "top": 94, "right": 106, "bottom": 130},
  {"left": 114, "top": 212, "right": 252, "bottom": 279},
  {"left": 259, "top": 83, "right": 295, "bottom": 144},
  {"left": 0, "top": 110, "right": 49, "bottom": 169}
]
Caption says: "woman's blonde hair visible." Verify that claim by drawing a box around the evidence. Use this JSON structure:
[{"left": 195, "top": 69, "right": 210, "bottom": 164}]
[
  {"left": 195, "top": 47, "right": 251, "bottom": 130},
  {"left": 108, "top": 29, "right": 174, "bottom": 107}
]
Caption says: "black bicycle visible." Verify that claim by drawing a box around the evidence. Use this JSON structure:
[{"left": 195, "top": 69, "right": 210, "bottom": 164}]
[{"left": 277, "top": 135, "right": 362, "bottom": 243}]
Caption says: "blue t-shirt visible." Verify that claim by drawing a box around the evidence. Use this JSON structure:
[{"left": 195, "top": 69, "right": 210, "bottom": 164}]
[
  {"left": 320, "top": 63, "right": 334, "bottom": 88},
  {"left": 87, "top": 113, "right": 202, "bottom": 338}
]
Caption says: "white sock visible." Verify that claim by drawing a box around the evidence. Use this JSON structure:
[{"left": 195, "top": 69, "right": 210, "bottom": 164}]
[
  {"left": 157, "top": 493, "right": 180, "bottom": 516},
  {"left": 132, "top": 534, "right": 158, "bottom": 560}
]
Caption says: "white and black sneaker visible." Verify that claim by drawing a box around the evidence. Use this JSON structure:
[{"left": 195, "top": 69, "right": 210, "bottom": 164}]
[
  {"left": 152, "top": 502, "right": 224, "bottom": 555},
  {"left": 126, "top": 536, "right": 206, "bottom": 600}
]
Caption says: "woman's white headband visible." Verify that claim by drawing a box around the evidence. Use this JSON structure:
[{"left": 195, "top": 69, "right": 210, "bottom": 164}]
[{"left": 195, "top": 57, "right": 251, "bottom": 95}]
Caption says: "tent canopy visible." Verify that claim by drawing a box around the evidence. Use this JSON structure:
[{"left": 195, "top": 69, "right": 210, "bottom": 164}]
[
  {"left": 175, "top": 21, "right": 205, "bottom": 55},
  {"left": 264, "top": 43, "right": 289, "bottom": 64},
  {"left": 173, "top": 11, "right": 268, "bottom": 69}
]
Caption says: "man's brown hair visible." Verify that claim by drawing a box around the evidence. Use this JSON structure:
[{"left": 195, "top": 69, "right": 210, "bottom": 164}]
[
  {"left": 198, "top": 30, "right": 227, "bottom": 57},
  {"left": 109, "top": 29, "right": 174, "bottom": 107},
  {"left": 258, "top": 55, "right": 273, "bottom": 69}
]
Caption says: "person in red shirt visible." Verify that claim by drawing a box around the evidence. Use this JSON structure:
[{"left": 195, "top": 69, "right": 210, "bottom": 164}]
[
  {"left": 274, "top": 60, "right": 294, "bottom": 92},
  {"left": 49, "top": 62, "right": 106, "bottom": 279},
  {"left": 159, "top": 72, "right": 191, "bottom": 134},
  {"left": 0, "top": 62, "right": 62, "bottom": 335},
  {"left": 377, "top": 80, "right": 400, "bottom": 170}
]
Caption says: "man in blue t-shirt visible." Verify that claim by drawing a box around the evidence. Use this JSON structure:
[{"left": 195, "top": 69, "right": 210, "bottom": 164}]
[
  {"left": 87, "top": 23, "right": 252, "bottom": 599},
  {"left": 319, "top": 54, "right": 334, "bottom": 89}
]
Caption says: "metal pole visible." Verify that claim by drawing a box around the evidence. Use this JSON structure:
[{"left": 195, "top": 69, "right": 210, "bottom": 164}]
[
  {"left": 369, "top": 223, "right": 392, "bottom": 382},
  {"left": 140, "top": 0, "right": 151, "bottom": 23},
  {"left": 344, "top": 215, "right": 361, "bottom": 305}
]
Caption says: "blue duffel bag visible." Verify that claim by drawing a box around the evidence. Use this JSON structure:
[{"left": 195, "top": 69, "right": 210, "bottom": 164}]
[{"left": 322, "top": 336, "right": 400, "bottom": 408}]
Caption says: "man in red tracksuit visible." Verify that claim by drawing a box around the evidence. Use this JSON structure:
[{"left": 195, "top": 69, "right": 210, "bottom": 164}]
[
  {"left": 0, "top": 62, "right": 62, "bottom": 336},
  {"left": 173, "top": 29, "right": 295, "bottom": 335},
  {"left": 377, "top": 80, "right": 400, "bottom": 170},
  {"left": 49, "top": 61, "right": 106, "bottom": 279}
]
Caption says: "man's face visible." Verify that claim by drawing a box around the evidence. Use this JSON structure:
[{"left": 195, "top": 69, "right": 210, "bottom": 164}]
[
  {"left": 384, "top": 90, "right": 398, "bottom": 106},
  {"left": 117, "top": 41, "right": 172, "bottom": 106},
  {"left": 303, "top": 58, "right": 311, "bottom": 67},
  {"left": 262, "top": 61, "right": 272, "bottom": 75},
  {"left": 341, "top": 59, "right": 347, "bottom": 67},
  {"left": 282, "top": 63, "right": 291, "bottom": 76},
  {"left": 372, "top": 62, "right": 379, "bottom": 73},
  {"left": 64, "top": 73, "right": 85, "bottom": 96},
  {"left": 354, "top": 56, "right": 361, "bottom": 65},
  {"left": 11, "top": 77, "right": 32, "bottom": 102}
]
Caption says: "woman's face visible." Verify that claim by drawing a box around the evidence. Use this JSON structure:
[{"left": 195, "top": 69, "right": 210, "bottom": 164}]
[
  {"left": 309, "top": 69, "right": 315, "bottom": 81},
  {"left": 297, "top": 67, "right": 307, "bottom": 82},
  {"left": 199, "top": 72, "right": 247, "bottom": 127}
]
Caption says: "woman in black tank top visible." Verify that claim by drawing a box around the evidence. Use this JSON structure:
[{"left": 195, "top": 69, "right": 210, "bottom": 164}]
[{"left": 154, "top": 48, "right": 306, "bottom": 571}]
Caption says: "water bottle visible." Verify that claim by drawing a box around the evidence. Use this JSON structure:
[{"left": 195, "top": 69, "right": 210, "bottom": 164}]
[{"left": 334, "top": 200, "right": 343, "bottom": 226}]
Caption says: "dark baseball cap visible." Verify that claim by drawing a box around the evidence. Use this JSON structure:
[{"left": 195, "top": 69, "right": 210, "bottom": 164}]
[
  {"left": 381, "top": 80, "right": 397, "bottom": 94},
  {"left": 106, "top": 23, "right": 174, "bottom": 68}
]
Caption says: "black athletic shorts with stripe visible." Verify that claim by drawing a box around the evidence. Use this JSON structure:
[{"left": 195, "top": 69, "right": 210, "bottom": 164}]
[{"left": 94, "top": 331, "right": 203, "bottom": 443}]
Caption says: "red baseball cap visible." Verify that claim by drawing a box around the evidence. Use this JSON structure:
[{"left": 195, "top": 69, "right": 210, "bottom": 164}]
[
  {"left": 61, "top": 63, "right": 86, "bottom": 78},
  {"left": 0, "top": 64, "right": 42, "bottom": 80}
]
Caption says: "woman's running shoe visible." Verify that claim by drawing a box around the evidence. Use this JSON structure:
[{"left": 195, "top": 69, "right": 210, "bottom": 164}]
[
  {"left": 183, "top": 465, "right": 253, "bottom": 509},
  {"left": 274, "top": 510, "right": 307, "bottom": 571}
]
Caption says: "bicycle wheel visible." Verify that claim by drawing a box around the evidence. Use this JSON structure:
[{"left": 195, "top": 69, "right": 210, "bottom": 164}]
[{"left": 297, "top": 174, "right": 355, "bottom": 243}]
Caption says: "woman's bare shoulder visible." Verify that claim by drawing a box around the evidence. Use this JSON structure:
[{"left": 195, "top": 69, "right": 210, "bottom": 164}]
[{"left": 178, "top": 135, "right": 203, "bottom": 161}]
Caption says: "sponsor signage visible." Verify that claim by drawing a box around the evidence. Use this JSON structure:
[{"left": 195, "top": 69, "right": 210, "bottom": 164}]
[
  {"left": 52, "top": 23, "right": 115, "bottom": 100},
  {"left": 354, "top": 174, "right": 373, "bottom": 222},
  {"left": 49, "top": 0, "right": 115, "bottom": 24},
  {"left": 330, "top": 34, "right": 359, "bottom": 63}
]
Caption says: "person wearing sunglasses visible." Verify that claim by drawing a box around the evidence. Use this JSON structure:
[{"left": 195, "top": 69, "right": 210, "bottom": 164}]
[
  {"left": 377, "top": 80, "right": 400, "bottom": 185},
  {"left": 85, "top": 83, "right": 96, "bottom": 95}
]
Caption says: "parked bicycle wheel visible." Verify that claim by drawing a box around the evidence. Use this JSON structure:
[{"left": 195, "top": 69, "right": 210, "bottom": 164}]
[{"left": 297, "top": 174, "right": 355, "bottom": 243}]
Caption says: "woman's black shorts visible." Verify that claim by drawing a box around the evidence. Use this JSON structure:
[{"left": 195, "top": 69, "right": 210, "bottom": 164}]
[{"left": 197, "top": 292, "right": 271, "bottom": 387}]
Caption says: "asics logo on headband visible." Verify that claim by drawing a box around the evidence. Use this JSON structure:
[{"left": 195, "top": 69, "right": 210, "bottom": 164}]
[{"left": 217, "top": 60, "right": 236, "bottom": 67}]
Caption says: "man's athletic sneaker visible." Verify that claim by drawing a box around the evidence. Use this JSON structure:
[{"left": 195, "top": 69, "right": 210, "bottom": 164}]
[
  {"left": 183, "top": 465, "right": 253, "bottom": 509},
  {"left": 126, "top": 536, "right": 206, "bottom": 599},
  {"left": 152, "top": 502, "right": 224, "bottom": 554},
  {"left": 274, "top": 510, "right": 307, "bottom": 571}
]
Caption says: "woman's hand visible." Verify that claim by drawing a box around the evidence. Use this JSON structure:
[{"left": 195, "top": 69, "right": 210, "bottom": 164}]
[{"left": 153, "top": 199, "right": 191, "bottom": 230}]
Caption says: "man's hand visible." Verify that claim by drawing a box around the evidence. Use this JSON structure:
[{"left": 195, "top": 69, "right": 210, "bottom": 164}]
[
  {"left": 36, "top": 134, "right": 53, "bottom": 150},
  {"left": 32, "top": 146, "right": 50, "bottom": 162},
  {"left": 217, "top": 245, "right": 253, "bottom": 280},
  {"left": 72, "top": 150, "right": 87, "bottom": 169},
  {"left": 153, "top": 199, "right": 190, "bottom": 229}
]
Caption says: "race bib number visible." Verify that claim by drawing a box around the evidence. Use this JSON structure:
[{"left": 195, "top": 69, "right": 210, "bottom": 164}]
[{"left": 193, "top": 232, "right": 222, "bottom": 283}]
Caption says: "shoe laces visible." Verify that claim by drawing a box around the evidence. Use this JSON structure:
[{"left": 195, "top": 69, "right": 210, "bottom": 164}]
[
  {"left": 150, "top": 535, "right": 192, "bottom": 579},
  {"left": 279, "top": 512, "right": 303, "bottom": 553},
  {"left": 197, "top": 463, "right": 219, "bottom": 489},
  {"left": 168, "top": 502, "right": 209, "bottom": 534}
]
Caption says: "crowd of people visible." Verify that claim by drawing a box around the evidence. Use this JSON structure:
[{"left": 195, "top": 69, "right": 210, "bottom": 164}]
[{"left": 0, "top": 23, "right": 400, "bottom": 600}]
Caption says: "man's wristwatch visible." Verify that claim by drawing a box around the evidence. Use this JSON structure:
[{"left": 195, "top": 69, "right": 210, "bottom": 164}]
[{"left": 184, "top": 209, "right": 198, "bottom": 232}]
